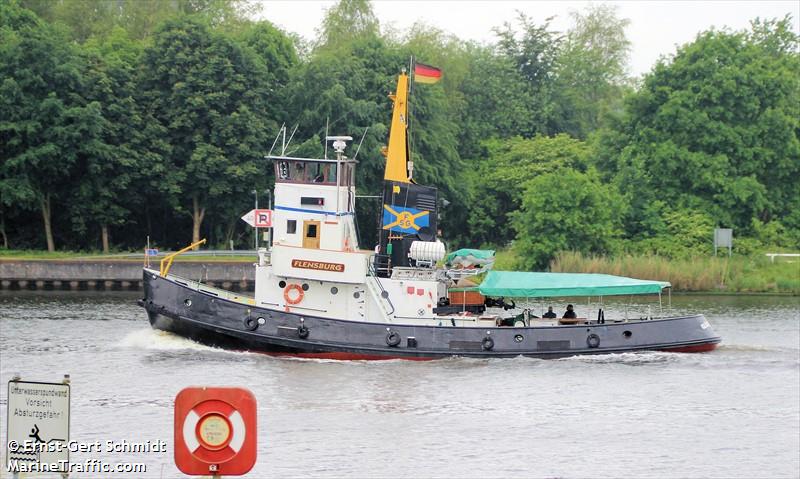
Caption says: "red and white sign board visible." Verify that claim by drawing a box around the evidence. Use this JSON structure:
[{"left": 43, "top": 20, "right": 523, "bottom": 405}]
[
  {"left": 174, "top": 387, "right": 257, "bottom": 476},
  {"left": 241, "top": 209, "right": 272, "bottom": 228}
]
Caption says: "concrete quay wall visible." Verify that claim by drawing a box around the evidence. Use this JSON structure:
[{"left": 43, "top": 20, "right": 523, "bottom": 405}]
[{"left": 0, "top": 260, "right": 255, "bottom": 291}]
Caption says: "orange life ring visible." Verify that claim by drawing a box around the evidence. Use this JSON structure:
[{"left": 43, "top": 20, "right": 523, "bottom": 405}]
[{"left": 284, "top": 284, "right": 304, "bottom": 305}]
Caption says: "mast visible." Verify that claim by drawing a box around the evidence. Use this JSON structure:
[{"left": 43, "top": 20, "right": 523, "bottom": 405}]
[
  {"left": 375, "top": 68, "right": 439, "bottom": 277},
  {"left": 383, "top": 70, "right": 411, "bottom": 183}
]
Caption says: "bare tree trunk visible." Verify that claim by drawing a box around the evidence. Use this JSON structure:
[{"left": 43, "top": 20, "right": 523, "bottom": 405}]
[
  {"left": 224, "top": 218, "right": 236, "bottom": 250},
  {"left": 41, "top": 194, "right": 55, "bottom": 252},
  {"left": 0, "top": 214, "right": 8, "bottom": 249},
  {"left": 101, "top": 224, "right": 110, "bottom": 253},
  {"left": 192, "top": 196, "right": 205, "bottom": 250}
]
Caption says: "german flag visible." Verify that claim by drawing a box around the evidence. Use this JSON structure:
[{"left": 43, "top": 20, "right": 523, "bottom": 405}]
[{"left": 414, "top": 62, "right": 442, "bottom": 84}]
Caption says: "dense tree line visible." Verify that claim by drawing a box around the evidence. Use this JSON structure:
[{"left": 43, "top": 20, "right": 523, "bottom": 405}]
[{"left": 1, "top": 0, "right": 797, "bottom": 269}]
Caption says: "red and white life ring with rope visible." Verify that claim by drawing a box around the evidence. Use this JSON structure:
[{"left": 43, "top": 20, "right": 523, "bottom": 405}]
[
  {"left": 182, "top": 399, "right": 246, "bottom": 464},
  {"left": 283, "top": 284, "right": 304, "bottom": 305}
]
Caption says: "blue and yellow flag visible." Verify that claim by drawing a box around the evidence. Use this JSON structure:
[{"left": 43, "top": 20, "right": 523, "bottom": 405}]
[{"left": 382, "top": 204, "right": 430, "bottom": 234}]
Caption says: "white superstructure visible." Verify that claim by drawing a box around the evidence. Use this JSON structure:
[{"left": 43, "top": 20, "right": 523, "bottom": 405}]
[{"left": 254, "top": 137, "right": 447, "bottom": 326}]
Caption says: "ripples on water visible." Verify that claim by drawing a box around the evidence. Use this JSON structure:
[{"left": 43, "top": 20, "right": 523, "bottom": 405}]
[{"left": 1, "top": 291, "right": 798, "bottom": 478}]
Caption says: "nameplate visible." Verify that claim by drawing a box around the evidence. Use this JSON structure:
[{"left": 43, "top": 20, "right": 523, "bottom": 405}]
[{"left": 291, "top": 259, "right": 345, "bottom": 272}]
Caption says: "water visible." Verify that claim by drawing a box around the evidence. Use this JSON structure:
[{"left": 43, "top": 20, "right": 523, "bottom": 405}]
[{"left": 0, "top": 291, "right": 798, "bottom": 478}]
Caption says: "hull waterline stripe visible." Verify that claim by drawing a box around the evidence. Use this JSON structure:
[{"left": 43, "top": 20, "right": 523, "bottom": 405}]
[{"left": 274, "top": 205, "right": 354, "bottom": 216}]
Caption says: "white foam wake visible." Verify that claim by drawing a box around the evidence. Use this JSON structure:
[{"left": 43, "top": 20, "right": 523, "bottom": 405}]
[{"left": 118, "top": 328, "right": 217, "bottom": 351}]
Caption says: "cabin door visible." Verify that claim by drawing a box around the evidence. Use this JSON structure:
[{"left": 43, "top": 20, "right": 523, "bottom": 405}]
[{"left": 303, "top": 220, "right": 321, "bottom": 249}]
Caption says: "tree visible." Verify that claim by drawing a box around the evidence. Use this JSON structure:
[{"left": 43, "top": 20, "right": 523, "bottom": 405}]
[
  {"left": 493, "top": 13, "right": 563, "bottom": 136},
  {"left": 20, "top": 0, "right": 260, "bottom": 41},
  {"left": 317, "top": 0, "right": 379, "bottom": 50},
  {"left": 0, "top": 2, "right": 103, "bottom": 251},
  {"left": 456, "top": 45, "right": 533, "bottom": 154},
  {"left": 464, "top": 134, "right": 590, "bottom": 248},
  {"left": 605, "top": 17, "right": 799, "bottom": 242},
  {"left": 69, "top": 28, "right": 147, "bottom": 252},
  {"left": 139, "top": 17, "right": 276, "bottom": 246},
  {"left": 555, "top": 4, "right": 632, "bottom": 138},
  {"left": 511, "top": 168, "right": 625, "bottom": 270}
]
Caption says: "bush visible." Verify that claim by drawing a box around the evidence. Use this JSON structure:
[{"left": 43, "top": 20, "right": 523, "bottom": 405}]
[{"left": 511, "top": 168, "right": 625, "bottom": 269}]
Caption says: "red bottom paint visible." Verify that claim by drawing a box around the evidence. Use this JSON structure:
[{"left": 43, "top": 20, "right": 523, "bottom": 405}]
[
  {"left": 258, "top": 341, "right": 720, "bottom": 361},
  {"left": 658, "top": 342, "right": 719, "bottom": 353}
]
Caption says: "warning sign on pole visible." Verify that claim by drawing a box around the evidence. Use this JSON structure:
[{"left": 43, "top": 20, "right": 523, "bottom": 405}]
[{"left": 6, "top": 378, "right": 70, "bottom": 473}]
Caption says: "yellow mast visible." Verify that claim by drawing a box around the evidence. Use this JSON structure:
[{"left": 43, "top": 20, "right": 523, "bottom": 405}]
[{"left": 382, "top": 71, "right": 411, "bottom": 183}]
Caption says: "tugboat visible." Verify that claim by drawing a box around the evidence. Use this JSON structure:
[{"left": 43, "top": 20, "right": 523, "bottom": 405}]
[{"left": 139, "top": 68, "right": 721, "bottom": 359}]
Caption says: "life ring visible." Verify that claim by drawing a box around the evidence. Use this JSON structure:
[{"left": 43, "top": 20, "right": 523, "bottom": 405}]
[
  {"left": 243, "top": 316, "right": 258, "bottom": 331},
  {"left": 386, "top": 331, "right": 401, "bottom": 347},
  {"left": 297, "top": 324, "right": 310, "bottom": 339},
  {"left": 284, "top": 284, "right": 304, "bottom": 305},
  {"left": 587, "top": 333, "right": 600, "bottom": 348},
  {"left": 482, "top": 336, "right": 495, "bottom": 350},
  {"left": 181, "top": 399, "right": 246, "bottom": 464}
]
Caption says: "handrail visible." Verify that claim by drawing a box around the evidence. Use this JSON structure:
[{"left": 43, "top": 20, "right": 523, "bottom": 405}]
[
  {"left": 368, "top": 255, "right": 395, "bottom": 315},
  {"left": 160, "top": 239, "right": 207, "bottom": 276}
]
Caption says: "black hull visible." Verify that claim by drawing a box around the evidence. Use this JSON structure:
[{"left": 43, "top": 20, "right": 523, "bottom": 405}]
[{"left": 140, "top": 270, "right": 721, "bottom": 360}]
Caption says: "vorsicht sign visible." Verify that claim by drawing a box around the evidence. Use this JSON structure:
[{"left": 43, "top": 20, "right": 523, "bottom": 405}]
[{"left": 6, "top": 379, "right": 70, "bottom": 473}]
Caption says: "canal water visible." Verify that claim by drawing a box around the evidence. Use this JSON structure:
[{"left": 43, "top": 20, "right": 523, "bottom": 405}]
[{"left": 0, "top": 291, "right": 798, "bottom": 478}]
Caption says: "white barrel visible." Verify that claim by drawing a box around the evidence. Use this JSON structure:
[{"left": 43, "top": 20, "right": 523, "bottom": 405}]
[{"left": 409, "top": 241, "right": 446, "bottom": 262}]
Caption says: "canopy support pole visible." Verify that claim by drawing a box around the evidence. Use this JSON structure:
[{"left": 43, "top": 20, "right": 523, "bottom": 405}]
[{"left": 659, "top": 291, "right": 662, "bottom": 318}]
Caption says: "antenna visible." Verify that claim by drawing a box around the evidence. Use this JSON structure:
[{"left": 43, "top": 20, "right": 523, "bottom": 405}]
[
  {"left": 267, "top": 123, "right": 285, "bottom": 157},
  {"left": 286, "top": 125, "right": 298, "bottom": 152},
  {"left": 352, "top": 127, "right": 369, "bottom": 161}
]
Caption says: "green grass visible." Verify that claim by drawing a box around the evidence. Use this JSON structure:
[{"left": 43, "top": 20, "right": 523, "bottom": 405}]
[
  {"left": 0, "top": 249, "right": 105, "bottom": 260},
  {"left": 0, "top": 249, "right": 256, "bottom": 262},
  {"left": 493, "top": 249, "right": 799, "bottom": 294}
]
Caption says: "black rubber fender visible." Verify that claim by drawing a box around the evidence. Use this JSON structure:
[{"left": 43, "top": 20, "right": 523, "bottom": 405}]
[
  {"left": 587, "top": 333, "right": 600, "bottom": 348},
  {"left": 482, "top": 336, "right": 495, "bottom": 350},
  {"left": 297, "top": 324, "right": 310, "bottom": 339},
  {"left": 386, "top": 330, "right": 401, "bottom": 347},
  {"left": 243, "top": 316, "right": 258, "bottom": 331}
]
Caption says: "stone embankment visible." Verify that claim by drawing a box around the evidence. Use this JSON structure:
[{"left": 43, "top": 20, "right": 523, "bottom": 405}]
[{"left": 0, "top": 260, "right": 255, "bottom": 291}]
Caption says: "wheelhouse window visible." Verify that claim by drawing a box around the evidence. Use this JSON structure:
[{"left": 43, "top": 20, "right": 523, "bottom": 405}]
[
  {"left": 275, "top": 159, "right": 338, "bottom": 185},
  {"left": 287, "top": 220, "right": 297, "bottom": 234}
]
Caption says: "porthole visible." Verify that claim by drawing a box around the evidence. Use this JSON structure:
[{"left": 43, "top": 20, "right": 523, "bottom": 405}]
[
  {"left": 381, "top": 291, "right": 389, "bottom": 299},
  {"left": 353, "top": 292, "right": 360, "bottom": 299},
  {"left": 331, "top": 287, "right": 339, "bottom": 295},
  {"left": 184, "top": 299, "right": 192, "bottom": 307},
  {"left": 623, "top": 330, "right": 632, "bottom": 338},
  {"left": 257, "top": 317, "right": 267, "bottom": 325},
  {"left": 278, "top": 280, "right": 286, "bottom": 288},
  {"left": 302, "top": 283, "right": 309, "bottom": 291},
  {"left": 514, "top": 334, "right": 524, "bottom": 343}
]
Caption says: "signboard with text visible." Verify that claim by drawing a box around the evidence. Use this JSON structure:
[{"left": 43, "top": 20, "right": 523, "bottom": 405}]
[
  {"left": 240, "top": 209, "right": 272, "bottom": 228},
  {"left": 6, "top": 380, "right": 70, "bottom": 473}
]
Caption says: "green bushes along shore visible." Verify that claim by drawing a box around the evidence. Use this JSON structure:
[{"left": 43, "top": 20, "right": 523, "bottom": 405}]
[{"left": 493, "top": 250, "right": 798, "bottom": 294}]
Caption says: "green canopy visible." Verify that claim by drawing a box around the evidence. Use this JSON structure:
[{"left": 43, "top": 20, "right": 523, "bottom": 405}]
[{"left": 475, "top": 271, "right": 670, "bottom": 297}]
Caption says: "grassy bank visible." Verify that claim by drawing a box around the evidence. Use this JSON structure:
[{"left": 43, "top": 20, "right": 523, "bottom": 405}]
[
  {"left": 0, "top": 249, "right": 257, "bottom": 262},
  {"left": 495, "top": 250, "right": 799, "bottom": 294}
]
